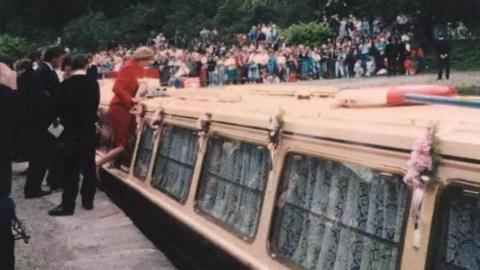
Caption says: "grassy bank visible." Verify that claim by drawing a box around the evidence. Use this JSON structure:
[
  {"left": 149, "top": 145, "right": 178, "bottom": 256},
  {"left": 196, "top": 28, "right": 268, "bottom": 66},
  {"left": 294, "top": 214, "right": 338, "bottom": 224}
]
[
  {"left": 457, "top": 86, "right": 480, "bottom": 96},
  {"left": 425, "top": 40, "right": 480, "bottom": 71}
]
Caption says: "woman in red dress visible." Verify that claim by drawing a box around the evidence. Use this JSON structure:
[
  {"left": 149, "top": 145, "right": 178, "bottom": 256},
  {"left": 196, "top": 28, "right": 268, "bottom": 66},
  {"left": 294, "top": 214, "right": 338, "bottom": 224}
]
[{"left": 96, "top": 47, "right": 154, "bottom": 177}]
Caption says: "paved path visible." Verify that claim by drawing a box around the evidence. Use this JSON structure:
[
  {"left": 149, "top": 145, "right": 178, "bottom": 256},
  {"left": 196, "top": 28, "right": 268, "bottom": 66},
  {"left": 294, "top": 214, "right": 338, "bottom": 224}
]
[{"left": 11, "top": 163, "right": 176, "bottom": 270}]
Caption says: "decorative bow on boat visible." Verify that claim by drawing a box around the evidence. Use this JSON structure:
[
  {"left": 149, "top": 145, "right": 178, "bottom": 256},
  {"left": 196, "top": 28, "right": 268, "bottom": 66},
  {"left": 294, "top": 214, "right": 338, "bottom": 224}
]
[
  {"left": 197, "top": 113, "right": 212, "bottom": 136},
  {"left": 403, "top": 123, "right": 441, "bottom": 248},
  {"left": 149, "top": 108, "right": 165, "bottom": 130},
  {"left": 197, "top": 113, "right": 212, "bottom": 150},
  {"left": 268, "top": 109, "right": 285, "bottom": 168},
  {"left": 130, "top": 103, "right": 147, "bottom": 133}
]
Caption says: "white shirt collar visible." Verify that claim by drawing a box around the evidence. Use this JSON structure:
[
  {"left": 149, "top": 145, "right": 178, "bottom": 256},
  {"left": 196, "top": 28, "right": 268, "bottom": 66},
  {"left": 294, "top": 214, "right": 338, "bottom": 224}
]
[
  {"left": 45, "top": 62, "right": 53, "bottom": 71},
  {"left": 71, "top": 70, "right": 87, "bottom": 76}
]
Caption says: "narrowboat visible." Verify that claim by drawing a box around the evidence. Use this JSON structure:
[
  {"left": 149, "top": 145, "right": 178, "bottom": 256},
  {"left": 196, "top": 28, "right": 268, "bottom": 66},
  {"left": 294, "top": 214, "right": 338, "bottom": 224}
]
[{"left": 97, "top": 78, "right": 480, "bottom": 270}]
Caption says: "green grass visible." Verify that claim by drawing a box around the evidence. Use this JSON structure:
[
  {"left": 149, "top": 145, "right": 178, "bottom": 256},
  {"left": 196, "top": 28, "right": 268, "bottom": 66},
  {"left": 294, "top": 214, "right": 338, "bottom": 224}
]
[
  {"left": 457, "top": 86, "right": 480, "bottom": 96},
  {"left": 424, "top": 40, "right": 480, "bottom": 71}
]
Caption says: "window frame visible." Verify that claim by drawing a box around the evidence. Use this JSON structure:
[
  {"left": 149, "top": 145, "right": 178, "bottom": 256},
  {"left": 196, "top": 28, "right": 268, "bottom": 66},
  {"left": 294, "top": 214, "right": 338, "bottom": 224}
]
[
  {"left": 267, "top": 150, "right": 410, "bottom": 270},
  {"left": 426, "top": 179, "right": 480, "bottom": 270},
  {"left": 193, "top": 131, "right": 272, "bottom": 242},
  {"left": 132, "top": 119, "right": 158, "bottom": 182},
  {"left": 150, "top": 123, "right": 200, "bottom": 204}
]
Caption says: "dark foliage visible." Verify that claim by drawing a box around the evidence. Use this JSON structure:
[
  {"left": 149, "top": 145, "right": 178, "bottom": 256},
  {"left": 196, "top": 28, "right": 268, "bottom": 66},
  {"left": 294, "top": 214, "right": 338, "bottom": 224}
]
[{"left": 0, "top": 0, "right": 479, "bottom": 51}]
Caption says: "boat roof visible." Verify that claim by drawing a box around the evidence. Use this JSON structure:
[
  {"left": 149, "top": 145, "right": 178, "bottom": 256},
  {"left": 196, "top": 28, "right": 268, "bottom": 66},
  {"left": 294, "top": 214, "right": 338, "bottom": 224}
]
[{"left": 99, "top": 79, "right": 480, "bottom": 163}]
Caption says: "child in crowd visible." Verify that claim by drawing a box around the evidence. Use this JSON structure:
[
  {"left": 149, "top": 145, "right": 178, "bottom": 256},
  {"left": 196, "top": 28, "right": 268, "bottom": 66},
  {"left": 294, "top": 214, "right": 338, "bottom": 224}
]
[
  {"left": 404, "top": 57, "right": 415, "bottom": 76},
  {"left": 354, "top": 60, "right": 364, "bottom": 77}
]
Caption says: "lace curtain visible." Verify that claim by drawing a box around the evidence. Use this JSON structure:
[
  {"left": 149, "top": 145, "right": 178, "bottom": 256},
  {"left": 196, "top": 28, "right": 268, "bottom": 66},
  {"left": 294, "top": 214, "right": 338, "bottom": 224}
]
[
  {"left": 437, "top": 187, "right": 480, "bottom": 270},
  {"left": 271, "top": 154, "right": 408, "bottom": 270},
  {"left": 197, "top": 137, "right": 271, "bottom": 238},
  {"left": 133, "top": 125, "right": 156, "bottom": 180},
  {"left": 151, "top": 126, "right": 198, "bottom": 201}
]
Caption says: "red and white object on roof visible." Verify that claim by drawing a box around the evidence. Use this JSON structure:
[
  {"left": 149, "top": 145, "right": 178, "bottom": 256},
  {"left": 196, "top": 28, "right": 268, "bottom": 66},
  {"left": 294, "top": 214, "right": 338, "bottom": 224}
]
[{"left": 336, "top": 85, "right": 457, "bottom": 107}]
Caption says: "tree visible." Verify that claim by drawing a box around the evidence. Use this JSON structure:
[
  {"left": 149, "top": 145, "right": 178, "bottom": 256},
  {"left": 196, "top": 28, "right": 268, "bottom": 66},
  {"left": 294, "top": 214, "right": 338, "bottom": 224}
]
[
  {"left": 0, "top": 34, "right": 30, "bottom": 59},
  {"left": 1, "top": 0, "right": 479, "bottom": 51},
  {"left": 63, "top": 12, "right": 117, "bottom": 50},
  {"left": 282, "top": 22, "right": 332, "bottom": 47}
]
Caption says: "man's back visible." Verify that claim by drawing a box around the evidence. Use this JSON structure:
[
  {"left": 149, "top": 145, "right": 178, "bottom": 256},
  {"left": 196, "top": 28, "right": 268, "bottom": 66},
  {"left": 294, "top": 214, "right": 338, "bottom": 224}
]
[
  {"left": 34, "top": 62, "right": 60, "bottom": 126},
  {"left": 57, "top": 74, "right": 99, "bottom": 132}
]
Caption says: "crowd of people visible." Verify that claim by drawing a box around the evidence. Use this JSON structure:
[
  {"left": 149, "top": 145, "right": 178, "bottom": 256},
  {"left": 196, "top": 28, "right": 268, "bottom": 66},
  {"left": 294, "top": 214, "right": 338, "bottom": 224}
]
[{"left": 89, "top": 16, "right": 431, "bottom": 89}]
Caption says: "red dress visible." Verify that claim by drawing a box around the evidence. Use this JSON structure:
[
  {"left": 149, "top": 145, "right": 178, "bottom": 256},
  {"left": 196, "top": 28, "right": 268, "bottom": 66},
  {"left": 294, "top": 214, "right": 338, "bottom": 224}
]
[{"left": 108, "top": 60, "right": 144, "bottom": 147}]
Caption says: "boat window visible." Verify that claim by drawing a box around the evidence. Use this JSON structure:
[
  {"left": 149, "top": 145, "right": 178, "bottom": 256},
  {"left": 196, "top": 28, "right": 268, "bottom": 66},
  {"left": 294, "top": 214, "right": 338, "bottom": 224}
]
[
  {"left": 97, "top": 107, "right": 114, "bottom": 153},
  {"left": 196, "top": 136, "right": 271, "bottom": 239},
  {"left": 429, "top": 184, "right": 480, "bottom": 270},
  {"left": 270, "top": 153, "right": 408, "bottom": 270},
  {"left": 151, "top": 126, "right": 198, "bottom": 202},
  {"left": 133, "top": 124, "right": 156, "bottom": 181}
]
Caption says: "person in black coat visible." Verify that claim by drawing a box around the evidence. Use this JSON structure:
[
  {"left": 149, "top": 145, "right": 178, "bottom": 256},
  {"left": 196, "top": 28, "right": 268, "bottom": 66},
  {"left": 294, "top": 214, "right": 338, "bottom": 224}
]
[
  {"left": 86, "top": 54, "right": 99, "bottom": 80},
  {"left": 435, "top": 33, "right": 451, "bottom": 80},
  {"left": 0, "top": 55, "right": 20, "bottom": 270},
  {"left": 397, "top": 42, "right": 407, "bottom": 75},
  {"left": 49, "top": 54, "right": 99, "bottom": 216},
  {"left": 385, "top": 37, "right": 399, "bottom": 76},
  {"left": 13, "top": 60, "right": 35, "bottom": 160},
  {"left": 24, "top": 45, "right": 65, "bottom": 198},
  {"left": 45, "top": 55, "right": 75, "bottom": 190},
  {"left": 0, "top": 56, "right": 19, "bottom": 197},
  {"left": 159, "top": 56, "right": 170, "bottom": 86}
]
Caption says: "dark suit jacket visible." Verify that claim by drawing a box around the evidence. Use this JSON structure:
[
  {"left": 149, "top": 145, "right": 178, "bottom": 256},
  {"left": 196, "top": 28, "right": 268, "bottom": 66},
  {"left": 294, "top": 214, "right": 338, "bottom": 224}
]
[
  {"left": 0, "top": 84, "right": 20, "bottom": 132},
  {"left": 17, "top": 68, "right": 38, "bottom": 125},
  {"left": 56, "top": 74, "right": 100, "bottom": 134},
  {"left": 0, "top": 84, "right": 20, "bottom": 196},
  {"left": 34, "top": 62, "right": 60, "bottom": 127},
  {"left": 87, "top": 65, "right": 98, "bottom": 80},
  {"left": 385, "top": 43, "right": 399, "bottom": 60},
  {"left": 435, "top": 39, "right": 450, "bottom": 59}
]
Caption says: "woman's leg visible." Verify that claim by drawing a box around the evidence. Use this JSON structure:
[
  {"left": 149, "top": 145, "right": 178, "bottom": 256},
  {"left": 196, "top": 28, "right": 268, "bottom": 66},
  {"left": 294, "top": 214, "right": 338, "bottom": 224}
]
[{"left": 95, "top": 146, "right": 125, "bottom": 182}]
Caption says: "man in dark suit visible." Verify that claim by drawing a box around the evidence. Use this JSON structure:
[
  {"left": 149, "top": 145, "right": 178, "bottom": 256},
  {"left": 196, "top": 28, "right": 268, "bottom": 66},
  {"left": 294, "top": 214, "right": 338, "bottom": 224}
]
[
  {"left": 385, "top": 37, "right": 399, "bottom": 76},
  {"left": 12, "top": 59, "right": 35, "bottom": 163},
  {"left": 48, "top": 54, "right": 99, "bottom": 216},
  {"left": 86, "top": 54, "right": 99, "bottom": 80},
  {"left": 435, "top": 33, "right": 451, "bottom": 80},
  {"left": 24, "top": 46, "right": 65, "bottom": 199}
]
